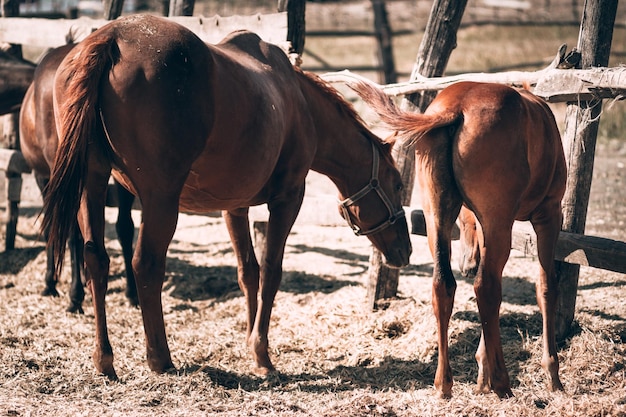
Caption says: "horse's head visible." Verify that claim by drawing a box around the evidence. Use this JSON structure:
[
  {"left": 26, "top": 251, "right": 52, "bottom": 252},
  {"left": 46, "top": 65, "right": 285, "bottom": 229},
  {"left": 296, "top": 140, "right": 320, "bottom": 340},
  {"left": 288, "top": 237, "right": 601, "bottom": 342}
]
[
  {"left": 458, "top": 206, "right": 480, "bottom": 278},
  {"left": 338, "top": 141, "right": 411, "bottom": 268}
]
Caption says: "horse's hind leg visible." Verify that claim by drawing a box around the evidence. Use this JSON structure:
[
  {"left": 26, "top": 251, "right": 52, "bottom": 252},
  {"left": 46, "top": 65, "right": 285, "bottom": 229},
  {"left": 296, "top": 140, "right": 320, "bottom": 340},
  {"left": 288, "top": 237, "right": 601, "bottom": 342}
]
[
  {"left": 78, "top": 169, "right": 115, "bottom": 378},
  {"left": 38, "top": 174, "right": 86, "bottom": 313},
  {"left": 36, "top": 176, "right": 59, "bottom": 298},
  {"left": 531, "top": 200, "right": 564, "bottom": 392},
  {"left": 132, "top": 192, "right": 179, "bottom": 373},
  {"left": 114, "top": 180, "right": 138, "bottom": 307},
  {"left": 417, "top": 136, "right": 463, "bottom": 398},
  {"left": 67, "top": 220, "right": 85, "bottom": 314},
  {"left": 472, "top": 218, "right": 514, "bottom": 398}
]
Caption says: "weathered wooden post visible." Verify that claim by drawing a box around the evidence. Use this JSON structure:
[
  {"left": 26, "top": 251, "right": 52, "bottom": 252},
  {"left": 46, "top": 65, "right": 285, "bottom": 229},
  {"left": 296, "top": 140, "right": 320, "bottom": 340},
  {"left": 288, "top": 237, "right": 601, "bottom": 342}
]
[
  {"left": 252, "top": 0, "right": 306, "bottom": 255},
  {"left": 102, "top": 0, "right": 125, "bottom": 20},
  {"left": 1, "top": 0, "right": 23, "bottom": 251},
  {"left": 280, "top": 0, "right": 306, "bottom": 65},
  {"left": 555, "top": 0, "right": 617, "bottom": 340},
  {"left": 367, "top": 0, "right": 467, "bottom": 309},
  {"left": 371, "top": 0, "right": 397, "bottom": 84},
  {"left": 168, "top": 0, "right": 194, "bottom": 17}
]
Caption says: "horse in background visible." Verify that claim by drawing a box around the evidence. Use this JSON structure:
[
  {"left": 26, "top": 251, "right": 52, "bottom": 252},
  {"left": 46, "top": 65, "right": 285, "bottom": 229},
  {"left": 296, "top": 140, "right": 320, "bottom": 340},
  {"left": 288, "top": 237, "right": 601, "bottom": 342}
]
[
  {"left": 44, "top": 15, "right": 411, "bottom": 379},
  {"left": 353, "top": 81, "right": 566, "bottom": 398},
  {"left": 19, "top": 43, "right": 137, "bottom": 313}
]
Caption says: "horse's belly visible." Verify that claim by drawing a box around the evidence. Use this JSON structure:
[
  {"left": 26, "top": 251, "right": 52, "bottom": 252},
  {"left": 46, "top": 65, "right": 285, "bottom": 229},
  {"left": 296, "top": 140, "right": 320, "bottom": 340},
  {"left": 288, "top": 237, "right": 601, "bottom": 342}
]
[{"left": 178, "top": 180, "right": 267, "bottom": 213}]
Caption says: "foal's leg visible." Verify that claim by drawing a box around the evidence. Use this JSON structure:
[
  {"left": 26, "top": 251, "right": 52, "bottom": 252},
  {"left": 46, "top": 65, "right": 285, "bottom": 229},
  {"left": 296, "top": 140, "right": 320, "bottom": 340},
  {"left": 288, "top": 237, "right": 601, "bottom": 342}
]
[
  {"left": 132, "top": 193, "right": 179, "bottom": 373},
  {"left": 531, "top": 201, "right": 564, "bottom": 392},
  {"left": 472, "top": 218, "right": 514, "bottom": 398},
  {"left": 223, "top": 209, "right": 261, "bottom": 367},
  {"left": 417, "top": 140, "right": 463, "bottom": 399},
  {"left": 115, "top": 181, "right": 138, "bottom": 307}
]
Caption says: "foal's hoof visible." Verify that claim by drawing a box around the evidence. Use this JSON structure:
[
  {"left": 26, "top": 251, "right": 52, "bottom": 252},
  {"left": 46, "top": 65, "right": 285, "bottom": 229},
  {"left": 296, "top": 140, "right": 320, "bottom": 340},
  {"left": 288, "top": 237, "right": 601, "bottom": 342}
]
[
  {"left": 94, "top": 355, "right": 117, "bottom": 380},
  {"left": 436, "top": 389, "right": 452, "bottom": 400},
  {"left": 252, "top": 361, "right": 277, "bottom": 377},
  {"left": 494, "top": 387, "right": 514, "bottom": 399}
]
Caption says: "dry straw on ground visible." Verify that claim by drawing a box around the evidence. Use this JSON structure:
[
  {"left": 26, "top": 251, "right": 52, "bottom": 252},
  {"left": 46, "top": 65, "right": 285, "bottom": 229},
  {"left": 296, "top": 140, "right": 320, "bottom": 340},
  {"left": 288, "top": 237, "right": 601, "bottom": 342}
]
[{"left": 0, "top": 144, "right": 625, "bottom": 417}]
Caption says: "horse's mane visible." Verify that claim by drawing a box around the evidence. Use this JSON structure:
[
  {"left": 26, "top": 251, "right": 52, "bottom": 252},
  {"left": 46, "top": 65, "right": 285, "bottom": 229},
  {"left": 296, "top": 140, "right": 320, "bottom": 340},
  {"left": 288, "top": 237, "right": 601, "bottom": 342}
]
[{"left": 295, "top": 68, "right": 395, "bottom": 163}]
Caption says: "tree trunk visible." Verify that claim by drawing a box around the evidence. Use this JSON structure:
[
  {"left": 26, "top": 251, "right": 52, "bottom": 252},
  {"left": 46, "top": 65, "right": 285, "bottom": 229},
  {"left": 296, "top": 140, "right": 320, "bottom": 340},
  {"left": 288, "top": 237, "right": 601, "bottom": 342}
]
[
  {"left": 103, "top": 0, "right": 125, "bottom": 20},
  {"left": 371, "top": 0, "right": 397, "bottom": 84},
  {"left": 555, "top": 0, "right": 617, "bottom": 341},
  {"left": 284, "top": 0, "right": 306, "bottom": 66},
  {"left": 367, "top": 0, "right": 467, "bottom": 310}
]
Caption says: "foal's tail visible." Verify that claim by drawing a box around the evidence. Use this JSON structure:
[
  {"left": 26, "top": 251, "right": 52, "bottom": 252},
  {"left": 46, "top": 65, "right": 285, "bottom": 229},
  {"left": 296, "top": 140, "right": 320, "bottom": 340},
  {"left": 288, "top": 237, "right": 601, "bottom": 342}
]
[
  {"left": 42, "top": 34, "right": 114, "bottom": 278},
  {"left": 351, "top": 81, "right": 459, "bottom": 145}
]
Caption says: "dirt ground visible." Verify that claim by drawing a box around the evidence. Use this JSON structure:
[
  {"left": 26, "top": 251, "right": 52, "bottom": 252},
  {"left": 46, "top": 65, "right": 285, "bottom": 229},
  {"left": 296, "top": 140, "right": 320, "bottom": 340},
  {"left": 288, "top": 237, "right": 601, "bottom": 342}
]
[{"left": 0, "top": 132, "right": 625, "bottom": 416}]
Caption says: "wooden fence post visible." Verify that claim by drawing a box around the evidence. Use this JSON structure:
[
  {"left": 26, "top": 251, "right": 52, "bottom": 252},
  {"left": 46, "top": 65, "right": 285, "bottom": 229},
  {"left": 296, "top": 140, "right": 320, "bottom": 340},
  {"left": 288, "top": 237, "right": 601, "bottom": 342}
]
[
  {"left": 1, "top": 0, "right": 22, "bottom": 252},
  {"left": 102, "top": 0, "right": 124, "bottom": 20},
  {"left": 367, "top": 0, "right": 467, "bottom": 309},
  {"left": 371, "top": 0, "right": 396, "bottom": 84},
  {"left": 284, "top": 0, "right": 306, "bottom": 65},
  {"left": 555, "top": 0, "right": 617, "bottom": 341},
  {"left": 168, "top": 0, "right": 194, "bottom": 18}
]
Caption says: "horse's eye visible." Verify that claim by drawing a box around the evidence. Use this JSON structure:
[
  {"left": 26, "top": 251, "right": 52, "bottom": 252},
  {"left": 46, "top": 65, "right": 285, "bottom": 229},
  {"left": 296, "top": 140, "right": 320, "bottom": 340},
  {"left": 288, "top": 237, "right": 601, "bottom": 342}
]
[{"left": 396, "top": 183, "right": 404, "bottom": 192}]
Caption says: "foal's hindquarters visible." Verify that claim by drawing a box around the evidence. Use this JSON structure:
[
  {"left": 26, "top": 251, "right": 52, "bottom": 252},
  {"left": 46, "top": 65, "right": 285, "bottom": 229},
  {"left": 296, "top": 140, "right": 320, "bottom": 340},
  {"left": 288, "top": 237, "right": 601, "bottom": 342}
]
[{"left": 353, "top": 81, "right": 566, "bottom": 399}]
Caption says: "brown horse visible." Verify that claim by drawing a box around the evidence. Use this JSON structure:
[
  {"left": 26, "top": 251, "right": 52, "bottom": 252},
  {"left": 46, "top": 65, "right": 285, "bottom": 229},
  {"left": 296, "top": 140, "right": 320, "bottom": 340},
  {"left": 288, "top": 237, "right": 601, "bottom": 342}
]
[
  {"left": 19, "top": 43, "right": 138, "bottom": 313},
  {"left": 44, "top": 14, "right": 411, "bottom": 379},
  {"left": 353, "top": 81, "right": 566, "bottom": 398}
]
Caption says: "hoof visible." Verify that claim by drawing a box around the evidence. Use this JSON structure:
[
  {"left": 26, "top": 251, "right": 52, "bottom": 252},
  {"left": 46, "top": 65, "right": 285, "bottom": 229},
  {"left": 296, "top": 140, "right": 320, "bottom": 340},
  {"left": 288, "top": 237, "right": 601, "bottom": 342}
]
[
  {"left": 252, "top": 361, "right": 277, "bottom": 377},
  {"left": 126, "top": 292, "right": 140, "bottom": 308},
  {"left": 148, "top": 358, "right": 175, "bottom": 374},
  {"left": 437, "top": 389, "right": 452, "bottom": 400},
  {"left": 66, "top": 304, "right": 84, "bottom": 314},
  {"left": 495, "top": 387, "right": 514, "bottom": 399},
  {"left": 41, "top": 287, "right": 60, "bottom": 297}
]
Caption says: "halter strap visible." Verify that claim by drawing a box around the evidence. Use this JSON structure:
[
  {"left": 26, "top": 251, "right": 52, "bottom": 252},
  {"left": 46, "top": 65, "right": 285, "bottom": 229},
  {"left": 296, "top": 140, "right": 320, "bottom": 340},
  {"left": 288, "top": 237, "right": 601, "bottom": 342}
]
[{"left": 338, "top": 142, "right": 405, "bottom": 236}]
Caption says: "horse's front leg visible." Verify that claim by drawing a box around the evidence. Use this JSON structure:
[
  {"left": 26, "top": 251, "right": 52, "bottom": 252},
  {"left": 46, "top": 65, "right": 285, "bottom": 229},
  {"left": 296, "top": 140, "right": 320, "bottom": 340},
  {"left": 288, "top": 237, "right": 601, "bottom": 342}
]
[
  {"left": 531, "top": 203, "right": 564, "bottom": 392},
  {"left": 115, "top": 180, "right": 138, "bottom": 307},
  {"left": 223, "top": 208, "right": 260, "bottom": 365},
  {"left": 248, "top": 187, "right": 305, "bottom": 375},
  {"left": 133, "top": 193, "right": 179, "bottom": 373}
]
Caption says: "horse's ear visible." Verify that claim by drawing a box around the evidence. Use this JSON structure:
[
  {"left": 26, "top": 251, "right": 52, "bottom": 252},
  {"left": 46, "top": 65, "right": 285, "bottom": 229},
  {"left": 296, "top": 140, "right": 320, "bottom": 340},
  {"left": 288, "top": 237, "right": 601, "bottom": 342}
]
[{"left": 382, "top": 131, "right": 398, "bottom": 149}]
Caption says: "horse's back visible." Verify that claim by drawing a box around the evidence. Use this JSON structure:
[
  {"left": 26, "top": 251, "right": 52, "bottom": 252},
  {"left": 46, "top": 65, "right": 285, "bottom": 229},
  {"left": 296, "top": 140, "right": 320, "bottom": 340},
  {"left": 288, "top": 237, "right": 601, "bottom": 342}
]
[{"left": 20, "top": 43, "right": 75, "bottom": 175}]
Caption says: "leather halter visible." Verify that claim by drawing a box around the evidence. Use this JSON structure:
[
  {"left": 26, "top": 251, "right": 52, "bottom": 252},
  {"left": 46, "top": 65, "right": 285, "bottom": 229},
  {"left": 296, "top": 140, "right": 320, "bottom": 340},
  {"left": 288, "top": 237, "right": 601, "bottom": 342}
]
[{"left": 338, "top": 142, "right": 405, "bottom": 236}]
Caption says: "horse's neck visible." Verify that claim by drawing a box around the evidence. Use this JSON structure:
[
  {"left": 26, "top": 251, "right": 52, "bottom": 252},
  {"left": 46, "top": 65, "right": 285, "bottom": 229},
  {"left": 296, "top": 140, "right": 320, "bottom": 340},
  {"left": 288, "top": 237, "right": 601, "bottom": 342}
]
[
  {"left": 297, "top": 73, "right": 375, "bottom": 198},
  {"left": 310, "top": 117, "right": 373, "bottom": 201}
]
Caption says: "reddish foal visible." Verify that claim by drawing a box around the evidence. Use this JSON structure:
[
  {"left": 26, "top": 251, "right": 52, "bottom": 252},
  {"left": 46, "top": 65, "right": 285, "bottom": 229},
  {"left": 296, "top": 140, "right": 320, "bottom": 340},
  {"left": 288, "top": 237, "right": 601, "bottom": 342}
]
[
  {"left": 354, "top": 81, "right": 566, "bottom": 398},
  {"left": 19, "top": 43, "right": 137, "bottom": 312},
  {"left": 43, "top": 15, "right": 411, "bottom": 379}
]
